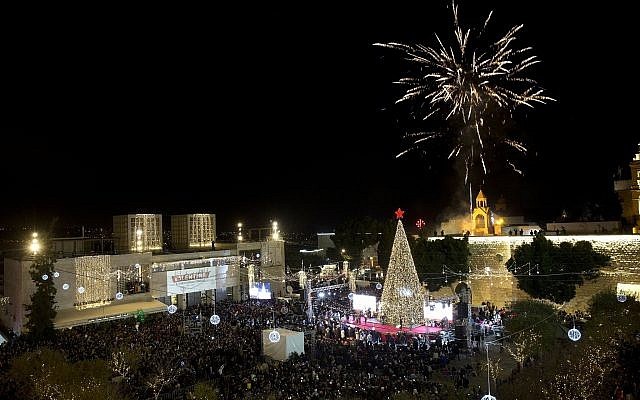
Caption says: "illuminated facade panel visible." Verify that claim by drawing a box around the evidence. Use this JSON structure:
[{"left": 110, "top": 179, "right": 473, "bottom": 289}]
[
  {"left": 75, "top": 255, "right": 112, "bottom": 309},
  {"left": 171, "top": 214, "right": 216, "bottom": 250},
  {"left": 113, "top": 214, "right": 163, "bottom": 253}
]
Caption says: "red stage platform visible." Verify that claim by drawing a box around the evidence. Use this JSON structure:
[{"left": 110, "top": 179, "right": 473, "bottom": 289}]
[{"left": 346, "top": 318, "right": 442, "bottom": 336}]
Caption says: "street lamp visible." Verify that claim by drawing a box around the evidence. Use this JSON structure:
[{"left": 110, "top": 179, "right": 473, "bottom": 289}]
[{"left": 29, "top": 232, "right": 41, "bottom": 255}]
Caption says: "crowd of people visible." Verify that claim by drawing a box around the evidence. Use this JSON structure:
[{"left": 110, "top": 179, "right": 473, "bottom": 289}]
[{"left": 0, "top": 295, "right": 488, "bottom": 399}]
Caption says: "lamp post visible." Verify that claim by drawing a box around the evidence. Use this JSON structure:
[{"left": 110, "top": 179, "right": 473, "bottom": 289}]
[{"left": 29, "top": 232, "right": 41, "bottom": 255}]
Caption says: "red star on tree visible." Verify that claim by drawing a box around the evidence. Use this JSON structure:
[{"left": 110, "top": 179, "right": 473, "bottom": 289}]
[{"left": 394, "top": 208, "right": 405, "bottom": 219}]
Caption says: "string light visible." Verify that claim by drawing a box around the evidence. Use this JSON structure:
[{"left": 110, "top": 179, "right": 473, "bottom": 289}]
[
  {"left": 482, "top": 344, "right": 497, "bottom": 400},
  {"left": 75, "top": 255, "right": 112, "bottom": 309},
  {"left": 210, "top": 298, "right": 220, "bottom": 325},
  {"left": 187, "top": 214, "right": 215, "bottom": 248},
  {"left": 380, "top": 220, "right": 425, "bottom": 325},
  {"left": 269, "top": 309, "right": 280, "bottom": 343}
]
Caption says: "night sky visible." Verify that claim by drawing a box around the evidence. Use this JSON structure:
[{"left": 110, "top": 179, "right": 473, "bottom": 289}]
[{"left": 1, "top": 2, "right": 638, "bottom": 233}]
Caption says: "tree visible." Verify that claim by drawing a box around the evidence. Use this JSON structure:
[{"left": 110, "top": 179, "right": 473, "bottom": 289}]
[
  {"left": 146, "top": 366, "right": 178, "bottom": 400},
  {"left": 111, "top": 347, "right": 141, "bottom": 383},
  {"left": 498, "top": 291, "right": 640, "bottom": 400},
  {"left": 332, "top": 216, "right": 381, "bottom": 268},
  {"left": 380, "top": 220, "right": 424, "bottom": 325},
  {"left": 480, "top": 355, "right": 503, "bottom": 393},
  {"left": 507, "top": 234, "right": 609, "bottom": 303},
  {"left": 9, "top": 349, "right": 123, "bottom": 400},
  {"left": 503, "top": 300, "right": 559, "bottom": 366},
  {"left": 190, "top": 381, "right": 218, "bottom": 400},
  {"left": 24, "top": 254, "right": 57, "bottom": 340},
  {"left": 542, "top": 291, "right": 640, "bottom": 399},
  {"left": 411, "top": 235, "right": 470, "bottom": 291}
]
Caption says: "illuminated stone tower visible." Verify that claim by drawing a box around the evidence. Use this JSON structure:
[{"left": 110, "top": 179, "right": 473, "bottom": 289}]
[
  {"left": 472, "top": 190, "right": 491, "bottom": 235},
  {"left": 614, "top": 144, "right": 640, "bottom": 232},
  {"left": 380, "top": 212, "right": 425, "bottom": 326}
]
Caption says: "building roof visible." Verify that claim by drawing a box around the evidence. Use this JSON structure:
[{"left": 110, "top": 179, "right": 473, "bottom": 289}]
[{"left": 476, "top": 190, "right": 487, "bottom": 201}]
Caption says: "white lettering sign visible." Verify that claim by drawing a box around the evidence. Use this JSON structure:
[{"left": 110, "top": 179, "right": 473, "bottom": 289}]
[{"left": 167, "top": 266, "right": 220, "bottom": 295}]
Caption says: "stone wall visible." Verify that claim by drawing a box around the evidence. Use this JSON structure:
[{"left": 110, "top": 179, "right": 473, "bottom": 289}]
[{"left": 431, "top": 235, "right": 640, "bottom": 311}]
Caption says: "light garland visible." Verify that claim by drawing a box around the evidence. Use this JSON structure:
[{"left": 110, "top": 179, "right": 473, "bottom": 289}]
[
  {"left": 380, "top": 220, "right": 425, "bottom": 325},
  {"left": 248, "top": 265, "right": 255, "bottom": 288},
  {"left": 75, "top": 255, "right": 113, "bottom": 309},
  {"left": 129, "top": 214, "right": 162, "bottom": 252},
  {"left": 188, "top": 213, "right": 215, "bottom": 247}
]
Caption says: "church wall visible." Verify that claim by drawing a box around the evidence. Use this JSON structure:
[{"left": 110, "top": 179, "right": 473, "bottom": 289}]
[{"left": 430, "top": 235, "right": 640, "bottom": 311}]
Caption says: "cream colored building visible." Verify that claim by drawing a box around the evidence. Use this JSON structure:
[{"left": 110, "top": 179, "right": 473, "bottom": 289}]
[
  {"left": 1, "top": 238, "right": 285, "bottom": 335},
  {"left": 171, "top": 214, "right": 216, "bottom": 251},
  {"left": 113, "top": 214, "right": 163, "bottom": 253}
]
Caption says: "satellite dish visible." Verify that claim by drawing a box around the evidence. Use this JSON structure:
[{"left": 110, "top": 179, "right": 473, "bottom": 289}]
[{"left": 286, "top": 285, "right": 293, "bottom": 294}]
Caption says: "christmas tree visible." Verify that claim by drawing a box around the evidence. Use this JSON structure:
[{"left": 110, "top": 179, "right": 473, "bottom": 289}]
[{"left": 380, "top": 211, "right": 424, "bottom": 326}]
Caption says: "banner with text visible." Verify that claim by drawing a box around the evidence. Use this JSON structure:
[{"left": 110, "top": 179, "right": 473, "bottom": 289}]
[{"left": 167, "top": 266, "right": 219, "bottom": 295}]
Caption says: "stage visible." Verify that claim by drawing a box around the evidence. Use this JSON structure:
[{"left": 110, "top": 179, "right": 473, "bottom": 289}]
[{"left": 346, "top": 317, "right": 443, "bottom": 336}]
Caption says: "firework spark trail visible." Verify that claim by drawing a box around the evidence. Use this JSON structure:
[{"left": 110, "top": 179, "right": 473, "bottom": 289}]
[
  {"left": 375, "top": 1, "right": 553, "bottom": 183},
  {"left": 507, "top": 160, "right": 523, "bottom": 175}
]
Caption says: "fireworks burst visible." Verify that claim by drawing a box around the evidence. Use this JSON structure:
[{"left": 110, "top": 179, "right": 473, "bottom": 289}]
[{"left": 375, "top": 1, "right": 553, "bottom": 183}]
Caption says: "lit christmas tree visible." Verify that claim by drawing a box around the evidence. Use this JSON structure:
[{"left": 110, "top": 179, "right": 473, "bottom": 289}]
[{"left": 380, "top": 209, "right": 425, "bottom": 326}]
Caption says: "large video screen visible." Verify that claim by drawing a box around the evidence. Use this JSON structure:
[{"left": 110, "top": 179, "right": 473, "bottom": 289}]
[
  {"left": 424, "top": 301, "right": 453, "bottom": 321},
  {"left": 250, "top": 282, "right": 272, "bottom": 299},
  {"left": 352, "top": 294, "right": 377, "bottom": 312}
]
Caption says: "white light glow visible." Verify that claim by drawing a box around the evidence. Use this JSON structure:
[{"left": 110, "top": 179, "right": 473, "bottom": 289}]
[
  {"left": 268, "top": 330, "right": 281, "bottom": 343},
  {"left": 75, "top": 255, "right": 111, "bottom": 309},
  {"left": 29, "top": 238, "right": 41, "bottom": 254},
  {"left": 617, "top": 283, "right": 640, "bottom": 298},
  {"left": 568, "top": 328, "right": 581, "bottom": 341},
  {"left": 249, "top": 282, "right": 271, "bottom": 299},
  {"left": 352, "top": 294, "right": 377, "bottom": 312},
  {"left": 424, "top": 301, "right": 453, "bottom": 321}
]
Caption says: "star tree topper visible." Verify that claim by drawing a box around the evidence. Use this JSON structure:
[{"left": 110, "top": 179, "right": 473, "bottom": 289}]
[{"left": 394, "top": 208, "right": 405, "bottom": 219}]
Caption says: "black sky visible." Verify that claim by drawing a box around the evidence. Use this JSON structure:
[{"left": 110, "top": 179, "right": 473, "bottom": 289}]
[{"left": 1, "top": 1, "right": 638, "bottom": 233}]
